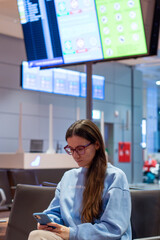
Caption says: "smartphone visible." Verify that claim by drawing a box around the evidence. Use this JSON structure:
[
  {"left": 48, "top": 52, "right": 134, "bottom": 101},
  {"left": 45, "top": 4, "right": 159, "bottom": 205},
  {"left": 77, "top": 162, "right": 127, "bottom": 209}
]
[{"left": 33, "top": 213, "right": 56, "bottom": 228}]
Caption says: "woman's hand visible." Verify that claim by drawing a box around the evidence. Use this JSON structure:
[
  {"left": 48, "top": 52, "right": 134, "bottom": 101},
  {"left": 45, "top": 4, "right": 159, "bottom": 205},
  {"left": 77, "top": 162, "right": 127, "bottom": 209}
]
[
  {"left": 37, "top": 222, "right": 70, "bottom": 240},
  {"left": 37, "top": 223, "right": 49, "bottom": 230},
  {"left": 48, "top": 222, "right": 70, "bottom": 240}
]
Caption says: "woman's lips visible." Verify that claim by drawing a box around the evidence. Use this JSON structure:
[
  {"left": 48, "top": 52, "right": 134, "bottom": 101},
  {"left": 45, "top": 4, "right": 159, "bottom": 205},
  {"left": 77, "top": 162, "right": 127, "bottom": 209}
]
[{"left": 76, "top": 160, "right": 83, "bottom": 164}]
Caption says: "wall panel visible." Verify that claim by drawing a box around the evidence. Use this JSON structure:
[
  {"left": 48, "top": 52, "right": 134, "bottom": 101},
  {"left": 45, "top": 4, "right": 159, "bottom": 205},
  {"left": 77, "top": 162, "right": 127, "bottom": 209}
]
[{"left": 0, "top": 34, "right": 143, "bottom": 183}]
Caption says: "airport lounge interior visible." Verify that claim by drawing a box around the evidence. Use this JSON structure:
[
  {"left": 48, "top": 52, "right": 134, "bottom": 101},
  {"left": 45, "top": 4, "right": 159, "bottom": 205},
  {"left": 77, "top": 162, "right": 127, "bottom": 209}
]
[{"left": 0, "top": 0, "right": 160, "bottom": 239}]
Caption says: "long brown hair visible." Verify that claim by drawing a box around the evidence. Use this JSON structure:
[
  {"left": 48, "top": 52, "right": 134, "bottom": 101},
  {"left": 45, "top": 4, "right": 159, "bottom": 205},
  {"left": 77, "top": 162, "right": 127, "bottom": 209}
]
[{"left": 65, "top": 119, "right": 107, "bottom": 223}]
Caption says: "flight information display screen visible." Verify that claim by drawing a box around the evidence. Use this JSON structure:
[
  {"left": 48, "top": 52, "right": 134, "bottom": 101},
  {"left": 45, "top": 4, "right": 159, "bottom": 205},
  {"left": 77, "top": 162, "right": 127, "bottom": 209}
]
[
  {"left": 21, "top": 61, "right": 105, "bottom": 99},
  {"left": 17, "top": 0, "right": 149, "bottom": 68},
  {"left": 53, "top": 68, "right": 80, "bottom": 96}
]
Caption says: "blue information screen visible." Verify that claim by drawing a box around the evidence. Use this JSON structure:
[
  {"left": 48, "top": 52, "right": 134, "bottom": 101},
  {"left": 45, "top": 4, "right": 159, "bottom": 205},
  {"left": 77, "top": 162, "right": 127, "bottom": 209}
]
[{"left": 21, "top": 61, "right": 105, "bottom": 99}]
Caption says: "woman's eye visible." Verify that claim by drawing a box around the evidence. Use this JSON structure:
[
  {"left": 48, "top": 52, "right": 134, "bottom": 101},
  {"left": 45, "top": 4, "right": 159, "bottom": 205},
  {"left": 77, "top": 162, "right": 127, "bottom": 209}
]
[{"left": 77, "top": 147, "right": 84, "bottom": 151}]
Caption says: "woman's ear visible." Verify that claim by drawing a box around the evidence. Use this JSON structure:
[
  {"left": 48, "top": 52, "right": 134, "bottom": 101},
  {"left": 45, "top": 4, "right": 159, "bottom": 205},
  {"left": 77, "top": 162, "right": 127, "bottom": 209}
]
[{"left": 94, "top": 141, "right": 100, "bottom": 150}]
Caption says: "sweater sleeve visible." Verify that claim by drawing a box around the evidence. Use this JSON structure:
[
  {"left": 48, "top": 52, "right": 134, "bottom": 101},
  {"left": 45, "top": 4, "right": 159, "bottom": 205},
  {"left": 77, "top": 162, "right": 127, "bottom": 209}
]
[
  {"left": 69, "top": 186, "right": 131, "bottom": 240},
  {"left": 43, "top": 183, "right": 64, "bottom": 225}
]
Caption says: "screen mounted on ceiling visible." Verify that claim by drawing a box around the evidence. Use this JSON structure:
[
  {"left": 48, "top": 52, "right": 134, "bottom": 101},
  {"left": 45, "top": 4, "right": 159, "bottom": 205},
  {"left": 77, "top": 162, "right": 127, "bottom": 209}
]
[
  {"left": 17, "top": 0, "right": 160, "bottom": 68},
  {"left": 21, "top": 61, "right": 105, "bottom": 100}
]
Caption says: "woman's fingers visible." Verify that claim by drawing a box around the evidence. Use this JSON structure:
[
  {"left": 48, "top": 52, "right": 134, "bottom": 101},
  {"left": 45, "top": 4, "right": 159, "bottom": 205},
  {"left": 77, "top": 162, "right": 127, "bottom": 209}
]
[
  {"left": 46, "top": 223, "right": 69, "bottom": 240},
  {"left": 47, "top": 222, "right": 59, "bottom": 229}
]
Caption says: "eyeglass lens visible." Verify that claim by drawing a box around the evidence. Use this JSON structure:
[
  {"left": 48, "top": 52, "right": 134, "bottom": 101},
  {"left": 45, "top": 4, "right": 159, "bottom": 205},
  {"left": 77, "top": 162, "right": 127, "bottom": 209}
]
[{"left": 64, "top": 143, "right": 92, "bottom": 155}]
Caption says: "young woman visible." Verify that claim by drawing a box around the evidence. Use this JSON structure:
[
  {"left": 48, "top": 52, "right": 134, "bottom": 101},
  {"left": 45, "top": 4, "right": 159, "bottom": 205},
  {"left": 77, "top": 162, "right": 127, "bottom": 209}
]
[{"left": 28, "top": 119, "right": 131, "bottom": 240}]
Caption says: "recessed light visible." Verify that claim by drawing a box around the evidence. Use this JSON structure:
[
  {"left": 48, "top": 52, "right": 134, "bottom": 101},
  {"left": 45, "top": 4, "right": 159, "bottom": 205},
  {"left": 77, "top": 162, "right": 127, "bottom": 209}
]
[{"left": 156, "top": 80, "right": 160, "bottom": 85}]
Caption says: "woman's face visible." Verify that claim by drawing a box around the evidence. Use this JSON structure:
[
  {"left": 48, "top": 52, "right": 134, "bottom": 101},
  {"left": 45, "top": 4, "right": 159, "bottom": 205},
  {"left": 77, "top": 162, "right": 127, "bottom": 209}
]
[{"left": 67, "top": 135, "right": 99, "bottom": 168}]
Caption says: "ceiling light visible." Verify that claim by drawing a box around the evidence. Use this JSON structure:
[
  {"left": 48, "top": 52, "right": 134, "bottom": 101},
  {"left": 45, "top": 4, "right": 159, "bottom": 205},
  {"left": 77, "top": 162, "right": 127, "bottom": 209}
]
[{"left": 156, "top": 80, "right": 160, "bottom": 85}]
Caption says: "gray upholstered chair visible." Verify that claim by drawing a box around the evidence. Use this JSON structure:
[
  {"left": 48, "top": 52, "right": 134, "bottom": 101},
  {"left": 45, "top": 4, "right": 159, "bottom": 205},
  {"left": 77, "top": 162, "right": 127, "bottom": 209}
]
[
  {"left": 131, "top": 189, "right": 160, "bottom": 240},
  {"left": 0, "top": 170, "right": 12, "bottom": 210},
  {"left": 7, "top": 169, "right": 39, "bottom": 198},
  {"left": 5, "top": 184, "right": 56, "bottom": 240}
]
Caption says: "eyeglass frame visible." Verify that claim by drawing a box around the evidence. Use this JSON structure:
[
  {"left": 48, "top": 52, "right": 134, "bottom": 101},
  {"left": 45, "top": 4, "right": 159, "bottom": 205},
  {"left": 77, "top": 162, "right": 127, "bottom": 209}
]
[{"left": 64, "top": 142, "right": 93, "bottom": 155}]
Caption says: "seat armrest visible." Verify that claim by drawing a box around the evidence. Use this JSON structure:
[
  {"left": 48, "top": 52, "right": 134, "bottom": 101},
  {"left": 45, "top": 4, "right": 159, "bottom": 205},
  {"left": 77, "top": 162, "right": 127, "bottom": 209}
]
[
  {"left": 134, "top": 236, "right": 160, "bottom": 240},
  {"left": 0, "top": 188, "right": 6, "bottom": 206},
  {"left": 42, "top": 181, "right": 57, "bottom": 187}
]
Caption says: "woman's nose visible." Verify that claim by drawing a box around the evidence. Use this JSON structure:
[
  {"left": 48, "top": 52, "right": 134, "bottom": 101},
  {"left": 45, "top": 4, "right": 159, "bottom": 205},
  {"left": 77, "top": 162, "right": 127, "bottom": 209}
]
[{"left": 72, "top": 150, "right": 80, "bottom": 157}]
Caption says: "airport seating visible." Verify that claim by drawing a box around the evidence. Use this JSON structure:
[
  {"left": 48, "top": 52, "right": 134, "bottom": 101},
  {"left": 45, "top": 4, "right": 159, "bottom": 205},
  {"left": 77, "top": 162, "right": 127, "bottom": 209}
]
[
  {"left": 7, "top": 169, "right": 39, "bottom": 198},
  {"left": 35, "top": 168, "right": 70, "bottom": 185},
  {"left": 130, "top": 189, "right": 160, "bottom": 239},
  {"left": 4, "top": 184, "right": 160, "bottom": 240},
  {"left": 0, "top": 168, "right": 67, "bottom": 208},
  {"left": 7, "top": 168, "right": 69, "bottom": 198},
  {"left": 0, "top": 170, "right": 12, "bottom": 210},
  {"left": 5, "top": 184, "right": 56, "bottom": 240}
]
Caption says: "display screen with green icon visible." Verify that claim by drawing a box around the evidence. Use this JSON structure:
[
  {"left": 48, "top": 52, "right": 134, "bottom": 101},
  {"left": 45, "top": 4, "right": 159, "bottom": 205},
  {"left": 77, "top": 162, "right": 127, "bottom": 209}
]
[
  {"left": 17, "top": 0, "right": 159, "bottom": 69},
  {"left": 95, "top": 0, "right": 147, "bottom": 59}
]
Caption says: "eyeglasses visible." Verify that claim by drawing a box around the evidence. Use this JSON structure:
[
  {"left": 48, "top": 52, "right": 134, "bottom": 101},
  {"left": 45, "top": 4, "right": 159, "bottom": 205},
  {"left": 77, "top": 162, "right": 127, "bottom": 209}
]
[{"left": 64, "top": 142, "right": 92, "bottom": 155}]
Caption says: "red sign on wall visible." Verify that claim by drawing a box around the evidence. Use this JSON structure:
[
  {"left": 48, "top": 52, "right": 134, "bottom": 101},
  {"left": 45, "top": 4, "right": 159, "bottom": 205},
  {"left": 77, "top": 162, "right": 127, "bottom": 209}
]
[{"left": 118, "top": 142, "right": 131, "bottom": 162}]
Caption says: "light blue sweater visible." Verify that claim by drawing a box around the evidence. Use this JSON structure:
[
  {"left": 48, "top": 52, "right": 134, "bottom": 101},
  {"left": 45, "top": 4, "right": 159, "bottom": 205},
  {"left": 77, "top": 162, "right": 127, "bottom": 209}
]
[{"left": 44, "top": 163, "right": 132, "bottom": 240}]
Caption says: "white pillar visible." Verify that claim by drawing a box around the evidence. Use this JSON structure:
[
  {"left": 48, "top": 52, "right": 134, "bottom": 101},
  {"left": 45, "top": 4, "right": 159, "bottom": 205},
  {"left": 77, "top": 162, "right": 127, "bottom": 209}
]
[
  {"left": 46, "top": 104, "right": 55, "bottom": 153},
  {"left": 16, "top": 103, "right": 24, "bottom": 153},
  {"left": 76, "top": 107, "right": 80, "bottom": 120},
  {"left": 100, "top": 111, "right": 105, "bottom": 140}
]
